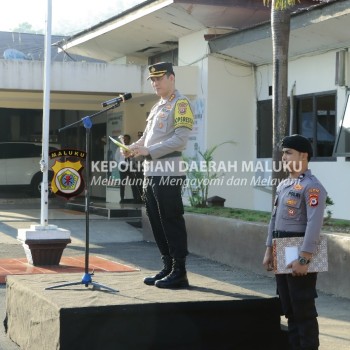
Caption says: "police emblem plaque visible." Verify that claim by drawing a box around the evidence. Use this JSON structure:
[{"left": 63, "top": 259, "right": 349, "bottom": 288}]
[{"left": 49, "top": 149, "right": 86, "bottom": 199}]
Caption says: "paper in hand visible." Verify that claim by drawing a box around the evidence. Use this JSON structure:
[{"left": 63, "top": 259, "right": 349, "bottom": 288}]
[
  {"left": 285, "top": 246, "right": 299, "bottom": 266},
  {"left": 109, "top": 136, "right": 130, "bottom": 152}
]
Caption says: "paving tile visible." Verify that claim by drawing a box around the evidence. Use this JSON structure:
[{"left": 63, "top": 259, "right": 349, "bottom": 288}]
[{"left": 0, "top": 255, "right": 139, "bottom": 284}]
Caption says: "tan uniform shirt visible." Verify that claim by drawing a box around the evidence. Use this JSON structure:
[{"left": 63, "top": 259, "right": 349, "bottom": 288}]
[{"left": 134, "top": 89, "right": 194, "bottom": 177}]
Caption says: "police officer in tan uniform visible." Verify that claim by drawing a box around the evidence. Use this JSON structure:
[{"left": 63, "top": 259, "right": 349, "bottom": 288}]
[
  {"left": 263, "top": 134, "right": 327, "bottom": 350},
  {"left": 128, "top": 62, "right": 194, "bottom": 289}
]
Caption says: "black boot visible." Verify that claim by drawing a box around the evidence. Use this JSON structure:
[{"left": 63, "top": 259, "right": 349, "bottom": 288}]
[
  {"left": 143, "top": 255, "right": 172, "bottom": 286},
  {"left": 155, "top": 258, "right": 189, "bottom": 289}
]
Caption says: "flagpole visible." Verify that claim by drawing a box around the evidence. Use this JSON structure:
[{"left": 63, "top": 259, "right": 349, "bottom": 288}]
[
  {"left": 40, "top": 0, "right": 52, "bottom": 226},
  {"left": 17, "top": 0, "right": 71, "bottom": 268}
]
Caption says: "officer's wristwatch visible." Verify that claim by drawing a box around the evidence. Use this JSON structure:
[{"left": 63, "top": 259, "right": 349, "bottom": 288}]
[{"left": 298, "top": 256, "right": 311, "bottom": 265}]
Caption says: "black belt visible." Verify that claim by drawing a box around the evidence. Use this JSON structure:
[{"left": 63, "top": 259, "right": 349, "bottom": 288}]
[
  {"left": 146, "top": 151, "right": 182, "bottom": 160},
  {"left": 159, "top": 151, "right": 182, "bottom": 159},
  {"left": 272, "top": 231, "right": 305, "bottom": 238}
]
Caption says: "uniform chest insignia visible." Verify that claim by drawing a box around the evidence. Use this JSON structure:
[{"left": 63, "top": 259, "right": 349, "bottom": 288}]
[
  {"left": 294, "top": 184, "right": 303, "bottom": 190},
  {"left": 168, "top": 94, "right": 175, "bottom": 102},
  {"left": 288, "top": 208, "right": 297, "bottom": 216},
  {"left": 286, "top": 199, "right": 297, "bottom": 206},
  {"left": 309, "top": 193, "right": 319, "bottom": 207},
  {"left": 309, "top": 188, "right": 320, "bottom": 193},
  {"left": 287, "top": 190, "right": 301, "bottom": 198},
  {"left": 166, "top": 104, "right": 172, "bottom": 110}
]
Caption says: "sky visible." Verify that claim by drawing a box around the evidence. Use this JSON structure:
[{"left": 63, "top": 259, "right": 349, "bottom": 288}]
[{"left": 0, "top": 0, "right": 146, "bottom": 35}]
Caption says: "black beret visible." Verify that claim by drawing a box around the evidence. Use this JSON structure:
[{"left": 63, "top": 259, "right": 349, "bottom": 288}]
[
  {"left": 281, "top": 134, "right": 313, "bottom": 158},
  {"left": 147, "top": 62, "right": 175, "bottom": 80}
]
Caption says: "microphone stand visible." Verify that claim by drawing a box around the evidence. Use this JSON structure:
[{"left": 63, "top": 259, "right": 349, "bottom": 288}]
[{"left": 45, "top": 103, "right": 120, "bottom": 293}]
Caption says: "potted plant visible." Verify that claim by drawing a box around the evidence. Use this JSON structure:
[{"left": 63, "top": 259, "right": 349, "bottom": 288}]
[{"left": 183, "top": 141, "right": 236, "bottom": 207}]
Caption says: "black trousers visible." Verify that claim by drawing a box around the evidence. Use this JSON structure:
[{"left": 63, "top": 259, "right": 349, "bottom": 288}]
[
  {"left": 132, "top": 170, "right": 144, "bottom": 202},
  {"left": 119, "top": 164, "right": 143, "bottom": 202},
  {"left": 276, "top": 273, "right": 319, "bottom": 350},
  {"left": 144, "top": 176, "right": 188, "bottom": 259},
  {"left": 119, "top": 165, "right": 129, "bottom": 200}
]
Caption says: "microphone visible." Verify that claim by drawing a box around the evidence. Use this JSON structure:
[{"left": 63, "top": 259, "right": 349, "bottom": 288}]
[{"left": 101, "top": 93, "right": 132, "bottom": 107}]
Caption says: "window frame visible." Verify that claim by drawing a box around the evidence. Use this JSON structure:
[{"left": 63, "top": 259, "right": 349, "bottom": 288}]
[
  {"left": 333, "top": 91, "right": 350, "bottom": 157},
  {"left": 257, "top": 91, "right": 337, "bottom": 161},
  {"left": 293, "top": 91, "right": 337, "bottom": 162}
]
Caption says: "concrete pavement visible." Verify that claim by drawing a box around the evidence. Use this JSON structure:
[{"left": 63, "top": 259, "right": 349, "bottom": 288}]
[{"left": 0, "top": 201, "right": 349, "bottom": 350}]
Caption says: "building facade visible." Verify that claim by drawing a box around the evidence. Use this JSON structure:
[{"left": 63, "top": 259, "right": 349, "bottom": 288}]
[{"left": 1, "top": 0, "right": 349, "bottom": 219}]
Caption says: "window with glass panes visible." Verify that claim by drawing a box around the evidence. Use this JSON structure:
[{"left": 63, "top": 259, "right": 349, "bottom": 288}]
[
  {"left": 295, "top": 93, "right": 336, "bottom": 160},
  {"left": 256, "top": 93, "right": 336, "bottom": 160}
]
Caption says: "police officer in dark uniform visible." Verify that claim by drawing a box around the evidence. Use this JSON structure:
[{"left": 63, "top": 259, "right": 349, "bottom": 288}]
[
  {"left": 263, "top": 134, "right": 327, "bottom": 350},
  {"left": 127, "top": 62, "right": 194, "bottom": 289}
]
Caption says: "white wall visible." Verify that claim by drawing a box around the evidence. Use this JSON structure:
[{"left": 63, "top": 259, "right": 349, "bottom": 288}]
[
  {"left": 205, "top": 55, "right": 257, "bottom": 209},
  {"left": 179, "top": 30, "right": 259, "bottom": 209},
  {"left": 0, "top": 60, "right": 198, "bottom": 98},
  {"left": 178, "top": 29, "right": 209, "bottom": 155},
  {"left": 124, "top": 102, "right": 150, "bottom": 141},
  {"left": 309, "top": 160, "right": 350, "bottom": 220}
]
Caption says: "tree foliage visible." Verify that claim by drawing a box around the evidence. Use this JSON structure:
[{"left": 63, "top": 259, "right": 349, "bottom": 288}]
[
  {"left": 12, "top": 22, "right": 44, "bottom": 34},
  {"left": 264, "top": 0, "right": 323, "bottom": 10},
  {"left": 264, "top": 0, "right": 299, "bottom": 9}
]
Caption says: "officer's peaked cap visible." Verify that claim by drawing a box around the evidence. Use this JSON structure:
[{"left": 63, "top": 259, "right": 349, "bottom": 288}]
[
  {"left": 147, "top": 62, "right": 175, "bottom": 80},
  {"left": 281, "top": 134, "right": 313, "bottom": 158}
]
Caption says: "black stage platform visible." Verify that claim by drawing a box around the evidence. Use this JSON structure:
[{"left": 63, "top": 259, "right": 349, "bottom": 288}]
[{"left": 5, "top": 271, "right": 288, "bottom": 350}]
